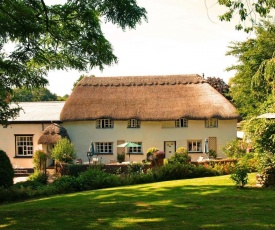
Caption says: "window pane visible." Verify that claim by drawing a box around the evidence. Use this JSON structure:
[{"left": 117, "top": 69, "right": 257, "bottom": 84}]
[
  {"left": 16, "top": 136, "right": 33, "bottom": 156},
  {"left": 95, "top": 142, "right": 113, "bottom": 154}
]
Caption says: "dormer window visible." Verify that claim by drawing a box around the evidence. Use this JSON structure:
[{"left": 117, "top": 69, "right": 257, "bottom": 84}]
[
  {"left": 205, "top": 118, "right": 218, "bottom": 128},
  {"left": 128, "top": 119, "right": 140, "bottom": 128},
  {"left": 175, "top": 118, "right": 188, "bottom": 127},
  {"left": 96, "top": 119, "right": 113, "bottom": 128}
]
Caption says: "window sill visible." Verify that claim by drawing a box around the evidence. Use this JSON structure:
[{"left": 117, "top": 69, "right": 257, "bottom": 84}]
[
  {"left": 95, "top": 153, "right": 113, "bottom": 155},
  {"left": 126, "top": 152, "right": 143, "bottom": 155},
  {"left": 188, "top": 152, "right": 203, "bottom": 154},
  {"left": 14, "top": 156, "right": 33, "bottom": 158}
]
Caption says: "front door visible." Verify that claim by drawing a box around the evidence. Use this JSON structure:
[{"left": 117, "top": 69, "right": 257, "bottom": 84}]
[{"left": 164, "top": 141, "right": 176, "bottom": 159}]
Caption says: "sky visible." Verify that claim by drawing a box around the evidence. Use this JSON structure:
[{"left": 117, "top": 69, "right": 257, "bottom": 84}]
[{"left": 47, "top": 0, "right": 251, "bottom": 96}]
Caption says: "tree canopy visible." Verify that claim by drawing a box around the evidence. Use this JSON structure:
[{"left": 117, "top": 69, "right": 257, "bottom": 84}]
[
  {"left": 218, "top": 0, "right": 275, "bottom": 32},
  {"left": 12, "top": 87, "right": 58, "bottom": 102},
  {"left": 226, "top": 21, "right": 275, "bottom": 118},
  {"left": 0, "top": 0, "right": 147, "bottom": 126},
  {"left": 206, "top": 77, "right": 230, "bottom": 100}
]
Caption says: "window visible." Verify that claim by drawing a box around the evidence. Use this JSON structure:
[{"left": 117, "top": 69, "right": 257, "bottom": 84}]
[
  {"left": 188, "top": 140, "right": 202, "bottom": 152},
  {"left": 95, "top": 142, "right": 113, "bottom": 154},
  {"left": 205, "top": 118, "right": 218, "bottom": 128},
  {"left": 96, "top": 119, "right": 113, "bottom": 128},
  {"left": 128, "top": 142, "right": 142, "bottom": 154},
  {"left": 175, "top": 118, "right": 188, "bottom": 127},
  {"left": 15, "top": 135, "right": 33, "bottom": 157},
  {"left": 128, "top": 119, "right": 140, "bottom": 128}
]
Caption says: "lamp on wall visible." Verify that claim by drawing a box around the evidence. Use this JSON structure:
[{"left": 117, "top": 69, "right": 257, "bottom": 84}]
[
  {"left": 204, "top": 138, "right": 209, "bottom": 159},
  {"left": 87, "top": 152, "right": 92, "bottom": 166}
]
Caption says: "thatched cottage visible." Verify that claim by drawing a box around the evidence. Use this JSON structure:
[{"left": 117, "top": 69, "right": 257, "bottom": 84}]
[
  {"left": 61, "top": 74, "right": 239, "bottom": 164},
  {"left": 0, "top": 74, "right": 239, "bottom": 170}
]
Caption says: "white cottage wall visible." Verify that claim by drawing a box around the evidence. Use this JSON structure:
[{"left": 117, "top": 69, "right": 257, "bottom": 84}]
[{"left": 63, "top": 119, "right": 237, "bottom": 164}]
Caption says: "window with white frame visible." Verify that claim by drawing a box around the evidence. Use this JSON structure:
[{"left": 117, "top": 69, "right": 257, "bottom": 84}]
[
  {"left": 96, "top": 119, "right": 113, "bottom": 128},
  {"left": 128, "top": 142, "right": 142, "bottom": 154},
  {"left": 128, "top": 119, "right": 140, "bottom": 128},
  {"left": 187, "top": 140, "right": 202, "bottom": 152},
  {"left": 15, "top": 135, "right": 33, "bottom": 157},
  {"left": 95, "top": 142, "right": 113, "bottom": 154},
  {"left": 205, "top": 118, "right": 218, "bottom": 128},
  {"left": 175, "top": 118, "right": 188, "bottom": 127}
]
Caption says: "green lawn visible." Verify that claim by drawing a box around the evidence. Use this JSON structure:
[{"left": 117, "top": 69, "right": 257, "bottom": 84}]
[{"left": 0, "top": 173, "right": 274, "bottom": 230}]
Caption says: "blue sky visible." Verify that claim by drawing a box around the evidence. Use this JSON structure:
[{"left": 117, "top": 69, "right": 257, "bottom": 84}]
[{"left": 47, "top": 0, "right": 250, "bottom": 96}]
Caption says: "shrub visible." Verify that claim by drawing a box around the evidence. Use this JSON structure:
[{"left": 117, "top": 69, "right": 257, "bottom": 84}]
[
  {"left": 168, "top": 147, "right": 191, "bottom": 164},
  {"left": 52, "top": 175, "right": 80, "bottom": 193},
  {"left": 209, "top": 150, "right": 217, "bottom": 159},
  {"left": 28, "top": 171, "right": 48, "bottom": 185},
  {"left": 146, "top": 147, "right": 159, "bottom": 161},
  {"left": 0, "top": 150, "right": 14, "bottom": 188},
  {"left": 127, "top": 163, "right": 145, "bottom": 175},
  {"left": 77, "top": 168, "right": 121, "bottom": 190},
  {"left": 152, "top": 163, "right": 192, "bottom": 181},
  {"left": 210, "top": 161, "right": 237, "bottom": 175},
  {"left": 256, "top": 154, "right": 275, "bottom": 187},
  {"left": 117, "top": 153, "right": 125, "bottom": 163},
  {"left": 222, "top": 138, "right": 247, "bottom": 159},
  {"left": 51, "top": 138, "right": 77, "bottom": 164},
  {"left": 33, "top": 150, "right": 48, "bottom": 174},
  {"left": 0, "top": 186, "right": 32, "bottom": 203},
  {"left": 126, "top": 170, "right": 155, "bottom": 185},
  {"left": 61, "top": 164, "right": 87, "bottom": 177},
  {"left": 230, "top": 165, "right": 249, "bottom": 188},
  {"left": 190, "top": 165, "right": 219, "bottom": 178}
]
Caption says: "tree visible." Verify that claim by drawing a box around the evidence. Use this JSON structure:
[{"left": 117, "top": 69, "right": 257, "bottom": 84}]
[
  {"left": 218, "top": 0, "right": 275, "bottom": 32},
  {"left": 12, "top": 87, "right": 58, "bottom": 102},
  {"left": 0, "top": 150, "right": 14, "bottom": 188},
  {"left": 0, "top": 0, "right": 147, "bottom": 126},
  {"left": 226, "top": 21, "right": 275, "bottom": 118},
  {"left": 245, "top": 117, "right": 275, "bottom": 155},
  {"left": 206, "top": 77, "right": 230, "bottom": 100},
  {"left": 51, "top": 138, "right": 76, "bottom": 164}
]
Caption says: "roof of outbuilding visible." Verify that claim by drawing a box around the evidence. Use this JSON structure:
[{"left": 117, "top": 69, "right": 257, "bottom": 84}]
[
  {"left": 257, "top": 113, "right": 275, "bottom": 119},
  {"left": 60, "top": 74, "right": 240, "bottom": 121},
  {"left": 9, "top": 101, "right": 65, "bottom": 122},
  {"left": 38, "top": 123, "right": 70, "bottom": 144}
]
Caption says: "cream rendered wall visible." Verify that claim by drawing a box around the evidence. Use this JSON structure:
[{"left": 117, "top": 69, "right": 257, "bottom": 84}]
[
  {"left": 63, "top": 119, "right": 237, "bottom": 164},
  {"left": 0, "top": 123, "right": 45, "bottom": 168}
]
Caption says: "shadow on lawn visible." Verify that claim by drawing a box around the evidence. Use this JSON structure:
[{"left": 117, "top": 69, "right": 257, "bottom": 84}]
[{"left": 0, "top": 179, "right": 274, "bottom": 230}]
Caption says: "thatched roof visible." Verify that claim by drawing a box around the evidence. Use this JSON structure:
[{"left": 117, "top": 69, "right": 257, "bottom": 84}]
[
  {"left": 38, "top": 123, "right": 70, "bottom": 144},
  {"left": 60, "top": 74, "right": 239, "bottom": 121}
]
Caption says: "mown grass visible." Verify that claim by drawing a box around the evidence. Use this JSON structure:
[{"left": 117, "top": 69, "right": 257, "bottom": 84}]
[{"left": 0, "top": 173, "right": 274, "bottom": 230}]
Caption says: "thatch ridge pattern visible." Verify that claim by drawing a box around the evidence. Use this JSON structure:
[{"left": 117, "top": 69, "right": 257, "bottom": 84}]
[{"left": 77, "top": 75, "right": 205, "bottom": 87}]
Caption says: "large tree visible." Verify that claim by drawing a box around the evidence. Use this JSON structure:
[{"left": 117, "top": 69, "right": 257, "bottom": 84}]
[
  {"left": 226, "top": 21, "right": 275, "bottom": 118},
  {"left": 218, "top": 0, "right": 275, "bottom": 32},
  {"left": 12, "top": 87, "right": 58, "bottom": 102},
  {"left": 0, "top": 0, "right": 147, "bottom": 126}
]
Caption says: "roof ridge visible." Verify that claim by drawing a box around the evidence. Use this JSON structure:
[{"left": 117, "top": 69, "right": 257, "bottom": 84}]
[{"left": 78, "top": 74, "right": 206, "bottom": 87}]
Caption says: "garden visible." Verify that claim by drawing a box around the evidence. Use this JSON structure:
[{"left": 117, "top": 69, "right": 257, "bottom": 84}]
[{"left": 1, "top": 135, "right": 275, "bottom": 205}]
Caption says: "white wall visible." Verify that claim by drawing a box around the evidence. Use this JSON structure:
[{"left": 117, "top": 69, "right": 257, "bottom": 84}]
[
  {"left": 0, "top": 119, "right": 237, "bottom": 169},
  {"left": 64, "top": 119, "right": 237, "bottom": 164}
]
